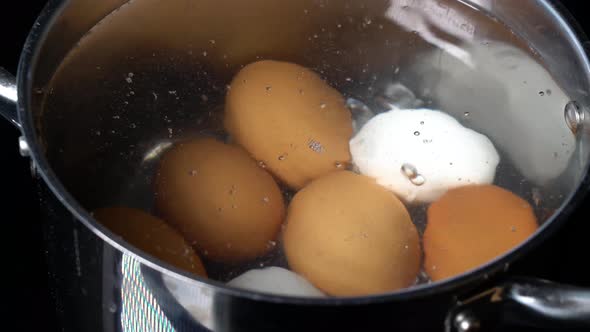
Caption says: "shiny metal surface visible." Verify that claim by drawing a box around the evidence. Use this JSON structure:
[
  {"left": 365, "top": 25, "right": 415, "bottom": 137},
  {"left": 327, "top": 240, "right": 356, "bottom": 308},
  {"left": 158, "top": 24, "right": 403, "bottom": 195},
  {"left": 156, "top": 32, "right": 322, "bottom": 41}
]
[
  {"left": 0, "top": 67, "right": 19, "bottom": 127},
  {"left": 453, "top": 311, "right": 481, "bottom": 332},
  {"left": 3, "top": 0, "right": 590, "bottom": 331},
  {"left": 446, "top": 278, "right": 590, "bottom": 331}
]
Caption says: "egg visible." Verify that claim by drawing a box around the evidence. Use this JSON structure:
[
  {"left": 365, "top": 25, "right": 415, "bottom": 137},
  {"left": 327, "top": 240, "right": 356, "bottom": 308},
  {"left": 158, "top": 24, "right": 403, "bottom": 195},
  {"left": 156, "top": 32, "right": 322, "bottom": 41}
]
[
  {"left": 423, "top": 185, "right": 538, "bottom": 281},
  {"left": 224, "top": 60, "right": 353, "bottom": 189},
  {"left": 283, "top": 171, "right": 421, "bottom": 296},
  {"left": 350, "top": 108, "right": 500, "bottom": 203},
  {"left": 155, "top": 138, "right": 285, "bottom": 263},
  {"left": 93, "top": 207, "right": 207, "bottom": 277},
  {"left": 227, "top": 267, "right": 325, "bottom": 297}
]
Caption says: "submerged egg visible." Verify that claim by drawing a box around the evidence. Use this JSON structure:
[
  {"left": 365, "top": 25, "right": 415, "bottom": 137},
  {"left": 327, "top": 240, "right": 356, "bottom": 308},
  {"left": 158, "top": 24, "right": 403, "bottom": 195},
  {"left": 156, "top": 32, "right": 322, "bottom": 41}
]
[
  {"left": 93, "top": 207, "right": 207, "bottom": 277},
  {"left": 283, "top": 171, "right": 421, "bottom": 296},
  {"left": 227, "top": 267, "right": 325, "bottom": 297},
  {"left": 350, "top": 108, "right": 500, "bottom": 203},
  {"left": 423, "top": 185, "right": 538, "bottom": 281},
  {"left": 224, "top": 60, "right": 353, "bottom": 189},
  {"left": 155, "top": 138, "right": 285, "bottom": 263}
]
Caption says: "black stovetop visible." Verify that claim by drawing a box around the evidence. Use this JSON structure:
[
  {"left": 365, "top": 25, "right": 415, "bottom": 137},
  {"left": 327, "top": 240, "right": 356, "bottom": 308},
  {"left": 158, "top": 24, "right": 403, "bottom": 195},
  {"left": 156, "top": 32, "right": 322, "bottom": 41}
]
[{"left": 1, "top": 1, "right": 589, "bottom": 331}]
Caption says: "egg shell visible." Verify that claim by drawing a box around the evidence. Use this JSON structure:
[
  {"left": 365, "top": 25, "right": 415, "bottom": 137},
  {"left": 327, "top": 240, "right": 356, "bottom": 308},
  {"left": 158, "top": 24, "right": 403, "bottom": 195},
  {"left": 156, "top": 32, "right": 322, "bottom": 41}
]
[
  {"left": 423, "top": 185, "right": 538, "bottom": 281},
  {"left": 224, "top": 60, "right": 353, "bottom": 189},
  {"left": 93, "top": 207, "right": 207, "bottom": 277},
  {"left": 283, "top": 171, "right": 421, "bottom": 296},
  {"left": 350, "top": 108, "right": 500, "bottom": 203},
  {"left": 155, "top": 138, "right": 285, "bottom": 263},
  {"left": 227, "top": 267, "right": 325, "bottom": 297}
]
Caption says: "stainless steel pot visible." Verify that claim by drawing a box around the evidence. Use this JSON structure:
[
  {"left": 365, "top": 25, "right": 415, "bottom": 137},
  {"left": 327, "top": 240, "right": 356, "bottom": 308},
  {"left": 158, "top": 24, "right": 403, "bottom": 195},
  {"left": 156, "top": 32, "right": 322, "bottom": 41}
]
[{"left": 2, "top": 0, "right": 590, "bottom": 331}]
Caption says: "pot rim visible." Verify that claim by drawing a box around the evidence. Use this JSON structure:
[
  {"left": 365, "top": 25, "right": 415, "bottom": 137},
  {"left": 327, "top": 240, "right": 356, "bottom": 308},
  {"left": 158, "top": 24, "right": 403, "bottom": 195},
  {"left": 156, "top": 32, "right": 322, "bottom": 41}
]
[{"left": 15, "top": 0, "right": 590, "bottom": 305}]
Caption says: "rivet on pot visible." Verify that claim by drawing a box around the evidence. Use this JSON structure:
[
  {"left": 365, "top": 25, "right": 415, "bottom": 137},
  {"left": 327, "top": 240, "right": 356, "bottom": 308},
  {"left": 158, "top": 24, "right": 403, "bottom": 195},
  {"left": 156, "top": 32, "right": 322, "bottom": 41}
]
[{"left": 564, "top": 101, "right": 586, "bottom": 135}]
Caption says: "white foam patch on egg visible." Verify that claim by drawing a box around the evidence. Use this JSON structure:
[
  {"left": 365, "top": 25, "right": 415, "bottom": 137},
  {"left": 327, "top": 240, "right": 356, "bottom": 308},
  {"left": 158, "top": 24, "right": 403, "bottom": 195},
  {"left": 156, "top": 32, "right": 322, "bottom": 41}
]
[
  {"left": 350, "top": 109, "right": 500, "bottom": 203},
  {"left": 227, "top": 267, "right": 325, "bottom": 297}
]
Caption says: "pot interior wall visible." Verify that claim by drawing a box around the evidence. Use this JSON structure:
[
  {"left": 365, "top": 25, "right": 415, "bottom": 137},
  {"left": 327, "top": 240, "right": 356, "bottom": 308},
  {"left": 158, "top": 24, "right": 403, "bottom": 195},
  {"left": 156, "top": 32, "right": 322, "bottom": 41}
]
[{"left": 29, "top": 0, "right": 590, "bottom": 284}]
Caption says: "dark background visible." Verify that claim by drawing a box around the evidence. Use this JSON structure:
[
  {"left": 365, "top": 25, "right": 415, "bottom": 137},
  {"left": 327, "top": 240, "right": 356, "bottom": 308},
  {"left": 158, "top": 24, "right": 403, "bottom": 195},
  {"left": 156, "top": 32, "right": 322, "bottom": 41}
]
[{"left": 1, "top": 1, "right": 589, "bottom": 331}]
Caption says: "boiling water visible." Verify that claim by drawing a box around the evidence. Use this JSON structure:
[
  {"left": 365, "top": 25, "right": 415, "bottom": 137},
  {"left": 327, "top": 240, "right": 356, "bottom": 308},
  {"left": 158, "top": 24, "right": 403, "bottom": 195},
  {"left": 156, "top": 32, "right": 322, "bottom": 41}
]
[{"left": 42, "top": 0, "right": 574, "bottom": 286}]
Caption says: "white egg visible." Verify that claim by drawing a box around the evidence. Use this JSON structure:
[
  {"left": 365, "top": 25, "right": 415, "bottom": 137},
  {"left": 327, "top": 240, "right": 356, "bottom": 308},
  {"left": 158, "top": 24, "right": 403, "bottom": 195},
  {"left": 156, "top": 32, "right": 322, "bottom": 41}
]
[
  {"left": 350, "top": 108, "right": 500, "bottom": 203},
  {"left": 227, "top": 267, "right": 325, "bottom": 297}
]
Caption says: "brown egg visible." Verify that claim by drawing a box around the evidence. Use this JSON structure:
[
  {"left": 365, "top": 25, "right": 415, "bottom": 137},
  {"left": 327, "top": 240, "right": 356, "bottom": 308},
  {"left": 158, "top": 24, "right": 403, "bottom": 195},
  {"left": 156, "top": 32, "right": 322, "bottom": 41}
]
[
  {"left": 155, "top": 138, "right": 285, "bottom": 263},
  {"left": 423, "top": 185, "right": 538, "bottom": 281},
  {"left": 283, "top": 171, "right": 421, "bottom": 296},
  {"left": 93, "top": 207, "right": 207, "bottom": 277},
  {"left": 224, "top": 60, "right": 353, "bottom": 190}
]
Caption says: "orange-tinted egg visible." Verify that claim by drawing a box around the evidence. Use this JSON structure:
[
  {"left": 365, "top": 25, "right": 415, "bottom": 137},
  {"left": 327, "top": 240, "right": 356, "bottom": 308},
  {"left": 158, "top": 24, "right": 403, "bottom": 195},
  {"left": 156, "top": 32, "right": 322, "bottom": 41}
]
[
  {"left": 93, "top": 207, "right": 207, "bottom": 277},
  {"left": 283, "top": 171, "right": 421, "bottom": 296},
  {"left": 155, "top": 138, "right": 285, "bottom": 263},
  {"left": 423, "top": 185, "right": 538, "bottom": 281},
  {"left": 224, "top": 60, "right": 353, "bottom": 189}
]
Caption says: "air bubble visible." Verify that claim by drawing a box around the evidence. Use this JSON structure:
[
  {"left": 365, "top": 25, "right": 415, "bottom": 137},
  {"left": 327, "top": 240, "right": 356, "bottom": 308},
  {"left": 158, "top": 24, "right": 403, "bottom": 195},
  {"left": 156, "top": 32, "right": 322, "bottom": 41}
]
[
  {"left": 411, "top": 175, "right": 425, "bottom": 186},
  {"left": 320, "top": 103, "right": 327, "bottom": 109},
  {"left": 463, "top": 112, "right": 470, "bottom": 118},
  {"left": 414, "top": 131, "right": 420, "bottom": 136},
  {"left": 401, "top": 163, "right": 418, "bottom": 179},
  {"left": 278, "top": 155, "right": 286, "bottom": 161},
  {"left": 265, "top": 86, "right": 272, "bottom": 92},
  {"left": 335, "top": 162, "right": 344, "bottom": 169},
  {"left": 189, "top": 170, "right": 197, "bottom": 176},
  {"left": 258, "top": 161, "right": 267, "bottom": 169},
  {"left": 539, "top": 91, "right": 545, "bottom": 96}
]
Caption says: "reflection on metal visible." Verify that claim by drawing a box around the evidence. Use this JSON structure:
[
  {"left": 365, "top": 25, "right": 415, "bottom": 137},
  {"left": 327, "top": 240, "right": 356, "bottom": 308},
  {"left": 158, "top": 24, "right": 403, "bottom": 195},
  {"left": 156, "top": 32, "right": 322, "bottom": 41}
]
[
  {"left": 142, "top": 141, "right": 173, "bottom": 164},
  {"left": 162, "top": 274, "right": 215, "bottom": 330},
  {"left": 121, "top": 255, "right": 175, "bottom": 332},
  {"left": 453, "top": 310, "right": 481, "bottom": 332},
  {"left": 0, "top": 67, "right": 19, "bottom": 128},
  {"left": 385, "top": 0, "right": 474, "bottom": 67},
  {"left": 0, "top": 68, "right": 17, "bottom": 103}
]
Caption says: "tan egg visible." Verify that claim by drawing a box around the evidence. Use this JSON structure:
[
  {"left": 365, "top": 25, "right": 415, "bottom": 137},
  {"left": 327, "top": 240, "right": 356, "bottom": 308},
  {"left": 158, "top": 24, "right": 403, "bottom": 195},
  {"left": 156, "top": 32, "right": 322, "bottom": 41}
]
[
  {"left": 283, "top": 171, "right": 421, "bottom": 296},
  {"left": 155, "top": 138, "right": 285, "bottom": 263},
  {"left": 424, "top": 185, "right": 538, "bottom": 282},
  {"left": 93, "top": 207, "right": 207, "bottom": 277},
  {"left": 224, "top": 60, "right": 353, "bottom": 189}
]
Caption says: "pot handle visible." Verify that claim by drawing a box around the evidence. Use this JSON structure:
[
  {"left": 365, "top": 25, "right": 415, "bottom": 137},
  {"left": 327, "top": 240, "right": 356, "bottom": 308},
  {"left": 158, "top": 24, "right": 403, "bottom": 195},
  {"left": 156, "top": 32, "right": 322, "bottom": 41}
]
[
  {"left": 445, "top": 277, "right": 590, "bottom": 332},
  {"left": 0, "top": 67, "right": 20, "bottom": 128}
]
